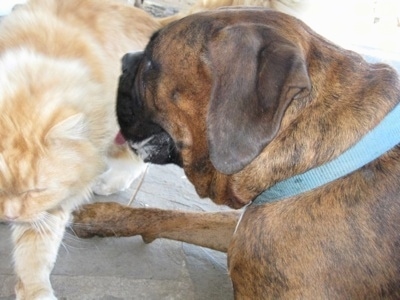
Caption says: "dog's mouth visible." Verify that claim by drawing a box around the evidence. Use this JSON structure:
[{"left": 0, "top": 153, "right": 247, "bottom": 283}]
[{"left": 125, "top": 131, "right": 182, "bottom": 166}]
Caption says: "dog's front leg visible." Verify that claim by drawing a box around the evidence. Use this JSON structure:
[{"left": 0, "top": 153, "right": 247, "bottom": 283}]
[
  {"left": 72, "top": 202, "right": 240, "bottom": 252},
  {"left": 12, "top": 209, "right": 70, "bottom": 300}
]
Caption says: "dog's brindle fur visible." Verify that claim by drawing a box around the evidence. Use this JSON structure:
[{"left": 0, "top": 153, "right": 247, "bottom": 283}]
[
  {"left": 73, "top": 202, "right": 240, "bottom": 252},
  {"left": 74, "top": 8, "right": 400, "bottom": 299}
]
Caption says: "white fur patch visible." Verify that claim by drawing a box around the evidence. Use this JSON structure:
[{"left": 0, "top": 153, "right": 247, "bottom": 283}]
[
  {"left": 129, "top": 136, "right": 156, "bottom": 161},
  {"left": 0, "top": 1, "right": 26, "bottom": 15},
  {"left": 92, "top": 155, "right": 147, "bottom": 196}
]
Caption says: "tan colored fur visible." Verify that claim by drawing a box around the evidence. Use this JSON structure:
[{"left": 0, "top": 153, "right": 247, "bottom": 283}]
[
  {"left": 0, "top": 0, "right": 166, "bottom": 298},
  {"left": 160, "top": 0, "right": 306, "bottom": 25}
]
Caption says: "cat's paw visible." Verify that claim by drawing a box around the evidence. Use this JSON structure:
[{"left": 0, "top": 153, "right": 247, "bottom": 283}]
[
  {"left": 15, "top": 280, "right": 57, "bottom": 300},
  {"left": 92, "top": 156, "right": 147, "bottom": 196},
  {"left": 24, "top": 294, "right": 57, "bottom": 300},
  {"left": 30, "top": 294, "right": 57, "bottom": 300}
]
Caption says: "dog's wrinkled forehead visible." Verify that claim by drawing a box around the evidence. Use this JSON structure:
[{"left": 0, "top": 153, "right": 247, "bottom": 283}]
[
  {"left": 144, "top": 8, "right": 302, "bottom": 54},
  {"left": 142, "top": 15, "right": 220, "bottom": 62}
]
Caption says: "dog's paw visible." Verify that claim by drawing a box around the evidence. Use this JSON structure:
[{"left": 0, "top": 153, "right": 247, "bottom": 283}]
[
  {"left": 92, "top": 156, "right": 146, "bottom": 196},
  {"left": 72, "top": 202, "right": 131, "bottom": 238}
]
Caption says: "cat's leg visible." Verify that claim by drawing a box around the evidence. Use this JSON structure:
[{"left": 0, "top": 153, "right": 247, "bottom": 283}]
[
  {"left": 12, "top": 209, "right": 70, "bottom": 300},
  {"left": 92, "top": 143, "right": 146, "bottom": 196}
]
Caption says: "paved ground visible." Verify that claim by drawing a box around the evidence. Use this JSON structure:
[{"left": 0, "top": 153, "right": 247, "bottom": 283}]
[{"left": 0, "top": 164, "right": 234, "bottom": 300}]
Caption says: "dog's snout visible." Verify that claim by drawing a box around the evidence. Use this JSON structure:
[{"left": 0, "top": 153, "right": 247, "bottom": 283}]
[{"left": 121, "top": 51, "right": 144, "bottom": 73}]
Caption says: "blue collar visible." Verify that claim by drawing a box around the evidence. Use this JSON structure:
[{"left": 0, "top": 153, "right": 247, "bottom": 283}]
[{"left": 252, "top": 103, "right": 400, "bottom": 205}]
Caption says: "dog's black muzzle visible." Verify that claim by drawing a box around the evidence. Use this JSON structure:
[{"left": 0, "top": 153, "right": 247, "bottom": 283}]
[{"left": 116, "top": 52, "right": 181, "bottom": 166}]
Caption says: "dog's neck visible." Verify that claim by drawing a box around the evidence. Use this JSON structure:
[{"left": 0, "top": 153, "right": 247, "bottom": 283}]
[{"left": 252, "top": 103, "right": 400, "bottom": 204}]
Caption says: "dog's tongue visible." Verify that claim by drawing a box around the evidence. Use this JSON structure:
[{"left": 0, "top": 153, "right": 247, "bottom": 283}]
[{"left": 114, "top": 131, "right": 126, "bottom": 145}]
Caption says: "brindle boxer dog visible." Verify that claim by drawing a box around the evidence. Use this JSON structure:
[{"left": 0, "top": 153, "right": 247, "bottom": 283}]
[{"left": 73, "top": 8, "right": 400, "bottom": 299}]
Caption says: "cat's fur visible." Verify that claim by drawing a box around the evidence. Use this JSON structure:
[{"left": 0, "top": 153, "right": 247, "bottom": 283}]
[
  {"left": 0, "top": 0, "right": 166, "bottom": 298},
  {"left": 159, "top": 0, "right": 307, "bottom": 25}
]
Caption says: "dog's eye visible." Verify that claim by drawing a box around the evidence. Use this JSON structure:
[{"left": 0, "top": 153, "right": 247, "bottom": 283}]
[
  {"left": 144, "top": 59, "right": 155, "bottom": 72},
  {"left": 144, "top": 59, "right": 160, "bottom": 73},
  {"left": 143, "top": 59, "right": 160, "bottom": 84},
  {"left": 171, "top": 90, "right": 180, "bottom": 102}
]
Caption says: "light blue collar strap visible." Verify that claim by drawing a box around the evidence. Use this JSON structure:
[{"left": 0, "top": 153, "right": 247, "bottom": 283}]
[{"left": 253, "top": 103, "right": 400, "bottom": 205}]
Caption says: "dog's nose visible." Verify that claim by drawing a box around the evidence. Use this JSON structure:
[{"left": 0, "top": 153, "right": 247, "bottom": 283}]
[{"left": 121, "top": 51, "right": 144, "bottom": 73}]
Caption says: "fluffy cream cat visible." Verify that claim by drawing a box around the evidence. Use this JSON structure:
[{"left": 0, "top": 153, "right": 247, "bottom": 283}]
[{"left": 0, "top": 0, "right": 164, "bottom": 298}]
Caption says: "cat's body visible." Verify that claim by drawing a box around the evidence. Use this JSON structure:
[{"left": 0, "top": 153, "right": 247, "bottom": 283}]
[{"left": 0, "top": 0, "right": 163, "bottom": 298}]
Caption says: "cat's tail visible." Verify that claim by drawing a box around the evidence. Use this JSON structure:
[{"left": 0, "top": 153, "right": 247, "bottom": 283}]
[
  {"left": 156, "top": 0, "right": 306, "bottom": 27},
  {"left": 157, "top": 0, "right": 233, "bottom": 27}
]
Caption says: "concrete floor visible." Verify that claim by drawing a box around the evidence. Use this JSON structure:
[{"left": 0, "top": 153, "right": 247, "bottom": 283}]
[{"left": 0, "top": 164, "right": 234, "bottom": 300}]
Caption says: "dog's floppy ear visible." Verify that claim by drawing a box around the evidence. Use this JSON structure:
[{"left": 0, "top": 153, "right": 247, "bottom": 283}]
[{"left": 206, "top": 25, "right": 311, "bottom": 174}]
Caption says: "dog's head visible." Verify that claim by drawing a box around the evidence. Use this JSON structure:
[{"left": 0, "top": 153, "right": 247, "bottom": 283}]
[{"left": 117, "top": 8, "right": 311, "bottom": 207}]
